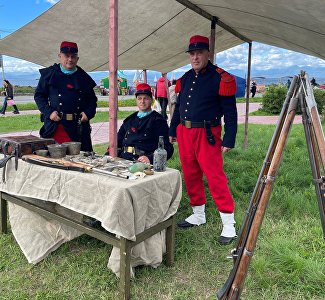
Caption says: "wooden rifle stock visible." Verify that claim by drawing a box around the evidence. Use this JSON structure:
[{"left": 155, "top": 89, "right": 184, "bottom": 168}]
[
  {"left": 301, "top": 72, "right": 325, "bottom": 167},
  {"left": 218, "top": 72, "right": 325, "bottom": 299},
  {"left": 309, "top": 106, "right": 325, "bottom": 166},
  {"left": 22, "top": 154, "right": 129, "bottom": 179},
  {"left": 299, "top": 74, "right": 325, "bottom": 239},
  {"left": 217, "top": 77, "right": 301, "bottom": 300},
  {"left": 22, "top": 154, "right": 93, "bottom": 171}
]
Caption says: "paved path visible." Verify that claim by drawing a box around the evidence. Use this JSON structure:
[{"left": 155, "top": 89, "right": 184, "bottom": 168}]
[{"left": 0, "top": 103, "right": 302, "bottom": 145}]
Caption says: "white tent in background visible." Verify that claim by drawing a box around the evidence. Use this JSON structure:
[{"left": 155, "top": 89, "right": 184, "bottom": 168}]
[
  {"left": 132, "top": 71, "right": 138, "bottom": 83},
  {"left": 133, "top": 70, "right": 143, "bottom": 85},
  {"left": 154, "top": 75, "right": 157, "bottom": 83}
]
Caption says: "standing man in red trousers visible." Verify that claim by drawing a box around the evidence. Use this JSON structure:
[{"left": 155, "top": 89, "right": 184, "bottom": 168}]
[{"left": 169, "top": 35, "right": 238, "bottom": 245}]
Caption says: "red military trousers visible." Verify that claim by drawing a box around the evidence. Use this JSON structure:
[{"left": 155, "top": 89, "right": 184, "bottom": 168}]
[{"left": 176, "top": 124, "right": 234, "bottom": 213}]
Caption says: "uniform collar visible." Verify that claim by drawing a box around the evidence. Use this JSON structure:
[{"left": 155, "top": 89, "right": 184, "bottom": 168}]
[
  {"left": 137, "top": 110, "right": 153, "bottom": 118},
  {"left": 60, "top": 64, "right": 78, "bottom": 75}
]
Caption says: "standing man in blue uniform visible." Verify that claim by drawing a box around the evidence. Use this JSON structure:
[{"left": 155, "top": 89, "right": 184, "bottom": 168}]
[
  {"left": 34, "top": 41, "right": 97, "bottom": 151},
  {"left": 110, "top": 83, "right": 173, "bottom": 164},
  {"left": 169, "top": 35, "right": 238, "bottom": 244}
]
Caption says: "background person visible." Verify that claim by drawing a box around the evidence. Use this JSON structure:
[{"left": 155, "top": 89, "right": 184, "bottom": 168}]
[
  {"left": 286, "top": 79, "right": 291, "bottom": 89},
  {"left": 155, "top": 74, "right": 171, "bottom": 120},
  {"left": 0, "top": 80, "right": 20, "bottom": 115},
  {"left": 250, "top": 81, "right": 257, "bottom": 97},
  {"left": 34, "top": 41, "right": 97, "bottom": 151},
  {"left": 169, "top": 35, "right": 238, "bottom": 245},
  {"left": 107, "top": 83, "right": 174, "bottom": 164},
  {"left": 168, "top": 79, "right": 177, "bottom": 120},
  {"left": 311, "top": 77, "right": 318, "bottom": 87}
]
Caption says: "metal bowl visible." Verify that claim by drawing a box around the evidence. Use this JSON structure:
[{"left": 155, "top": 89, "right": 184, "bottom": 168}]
[
  {"left": 35, "top": 149, "right": 49, "bottom": 157},
  {"left": 47, "top": 144, "right": 67, "bottom": 158},
  {"left": 63, "top": 142, "right": 81, "bottom": 155}
]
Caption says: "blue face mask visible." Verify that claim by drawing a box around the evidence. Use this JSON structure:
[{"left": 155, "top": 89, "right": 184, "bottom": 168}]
[
  {"left": 137, "top": 111, "right": 153, "bottom": 118},
  {"left": 60, "top": 64, "right": 77, "bottom": 75}
]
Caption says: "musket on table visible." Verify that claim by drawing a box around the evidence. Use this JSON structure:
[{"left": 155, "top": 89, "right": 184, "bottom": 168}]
[
  {"left": 22, "top": 154, "right": 129, "bottom": 179},
  {"left": 217, "top": 72, "right": 325, "bottom": 300}
]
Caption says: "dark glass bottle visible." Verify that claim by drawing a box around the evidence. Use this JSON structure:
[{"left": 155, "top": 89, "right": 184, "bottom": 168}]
[{"left": 153, "top": 136, "right": 167, "bottom": 172}]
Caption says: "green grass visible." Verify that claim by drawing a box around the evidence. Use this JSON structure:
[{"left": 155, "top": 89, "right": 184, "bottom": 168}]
[
  {"left": 0, "top": 110, "right": 135, "bottom": 133},
  {"left": 236, "top": 97, "right": 262, "bottom": 103},
  {"left": 1, "top": 100, "right": 136, "bottom": 112},
  {"left": 250, "top": 108, "right": 278, "bottom": 116},
  {"left": 1, "top": 123, "right": 324, "bottom": 299}
]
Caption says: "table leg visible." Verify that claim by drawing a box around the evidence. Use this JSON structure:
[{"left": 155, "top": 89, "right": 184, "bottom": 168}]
[
  {"left": 119, "top": 237, "right": 132, "bottom": 300},
  {"left": 165, "top": 214, "right": 176, "bottom": 266},
  {"left": 0, "top": 192, "right": 8, "bottom": 234}
]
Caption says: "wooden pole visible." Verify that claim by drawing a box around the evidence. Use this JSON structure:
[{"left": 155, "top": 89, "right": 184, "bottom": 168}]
[
  {"left": 108, "top": 0, "right": 118, "bottom": 157},
  {"left": 244, "top": 42, "right": 252, "bottom": 149},
  {"left": 143, "top": 69, "right": 147, "bottom": 84},
  {"left": 209, "top": 17, "right": 217, "bottom": 64}
]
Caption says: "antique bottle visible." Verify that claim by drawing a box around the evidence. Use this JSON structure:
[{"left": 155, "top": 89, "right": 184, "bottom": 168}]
[{"left": 153, "top": 136, "right": 167, "bottom": 172}]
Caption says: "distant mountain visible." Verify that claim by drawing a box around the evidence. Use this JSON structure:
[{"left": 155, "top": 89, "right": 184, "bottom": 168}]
[
  {"left": 4, "top": 64, "right": 325, "bottom": 87},
  {"left": 229, "top": 65, "right": 325, "bottom": 80}
]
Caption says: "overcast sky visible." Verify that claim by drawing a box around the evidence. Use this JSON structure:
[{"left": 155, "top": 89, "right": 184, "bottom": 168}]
[{"left": 1, "top": 0, "right": 325, "bottom": 81}]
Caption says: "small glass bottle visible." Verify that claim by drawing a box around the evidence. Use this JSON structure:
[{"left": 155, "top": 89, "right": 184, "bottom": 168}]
[{"left": 153, "top": 136, "right": 167, "bottom": 172}]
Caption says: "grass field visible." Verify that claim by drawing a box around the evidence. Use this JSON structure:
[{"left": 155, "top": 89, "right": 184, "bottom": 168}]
[{"left": 0, "top": 121, "right": 324, "bottom": 299}]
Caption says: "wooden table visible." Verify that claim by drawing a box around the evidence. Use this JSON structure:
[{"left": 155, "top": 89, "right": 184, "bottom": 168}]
[{"left": 0, "top": 156, "right": 182, "bottom": 299}]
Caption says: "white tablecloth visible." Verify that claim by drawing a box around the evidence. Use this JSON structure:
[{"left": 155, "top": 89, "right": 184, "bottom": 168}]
[{"left": 0, "top": 155, "right": 182, "bottom": 276}]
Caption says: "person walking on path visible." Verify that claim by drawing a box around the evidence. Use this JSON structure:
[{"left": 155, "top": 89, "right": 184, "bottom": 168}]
[
  {"left": 250, "top": 81, "right": 257, "bottom": 97},
  {"left": 155, "top": 74, "right": 171, "bottom": 120},
  {"left": 0, "top": 80, "right": 20, "bottom": 115},
  {"left": 34, "top": 41, "right": 97, "bottom": 151},
  {"left": 169, "top": 35, "right": 238, "bottom": 245}
]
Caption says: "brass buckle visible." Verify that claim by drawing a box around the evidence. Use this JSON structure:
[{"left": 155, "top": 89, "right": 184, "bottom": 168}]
[
  {"left": 125, "top": 146, "right": 135, "bottom": 154},
  {"left": 66, "top": 113, "right": 74, "bottom": 121},
  {"left": 185, "top": 120, "right": 191, "bottom": 128}
]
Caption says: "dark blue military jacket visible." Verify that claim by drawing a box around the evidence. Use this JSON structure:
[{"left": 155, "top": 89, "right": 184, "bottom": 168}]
[
  {"left": 169, "top": 61, "right": 238, "bottom": 148},
  {"left": 34, "top": 63, "right": 97, "bottom": 151},
  {"left": 118, "top": 111, "right": 174, "bottom": 163}
]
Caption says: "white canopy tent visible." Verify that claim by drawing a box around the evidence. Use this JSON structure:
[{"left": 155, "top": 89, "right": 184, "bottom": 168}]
[
  {"left": 0, "top": 0, "right": 324, "bottom": 73},
  {"left": 1, "top": 0, "right": 324, "bottom": 153}
]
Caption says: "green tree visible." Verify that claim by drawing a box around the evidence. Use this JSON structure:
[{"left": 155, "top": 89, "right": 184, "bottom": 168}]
[
  {"left": 261, "top": 84, "right": 287, "bottom": 114},
  {"left": 262, "top": 84, "right": 325, "bottom": 116}
]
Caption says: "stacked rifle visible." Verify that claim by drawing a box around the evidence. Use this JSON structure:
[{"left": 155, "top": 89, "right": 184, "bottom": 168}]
[{"left": 217, "top": 72, "right": 325, "bottom": 299}]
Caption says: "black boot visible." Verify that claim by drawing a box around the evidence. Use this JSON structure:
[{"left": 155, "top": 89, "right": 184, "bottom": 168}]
[{"left": 13, "top": 105, "right": 19, "bottom": 114}]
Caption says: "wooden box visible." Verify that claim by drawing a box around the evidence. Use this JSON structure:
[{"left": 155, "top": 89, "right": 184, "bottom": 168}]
[{"left": 0, "top": 135, "right": 55, "bottom": 157}]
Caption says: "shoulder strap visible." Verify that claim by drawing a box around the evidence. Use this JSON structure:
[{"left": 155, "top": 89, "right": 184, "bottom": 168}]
[{"left": 216, "top": 67, "right": 237, "bottom": 96}]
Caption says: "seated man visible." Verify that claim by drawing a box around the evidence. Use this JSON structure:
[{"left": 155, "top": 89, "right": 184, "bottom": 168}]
[{"left": 106, "top": 83, "right": 174, "bottom": 163}]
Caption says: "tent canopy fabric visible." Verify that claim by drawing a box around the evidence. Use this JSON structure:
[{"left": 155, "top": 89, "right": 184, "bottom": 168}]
[{"left": 0, "top": 0, "right": 324, "bottom": 73}]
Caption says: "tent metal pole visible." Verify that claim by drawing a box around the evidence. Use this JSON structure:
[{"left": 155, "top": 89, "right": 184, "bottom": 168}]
[
  {"left": 108, "top": 0, "right": 118, "bottom": 157},
  {"left": 244, "top": 42, "right": 252, "bottom": 149},
  {"left": 0, "top": 34, "right": 5, "bottom": 81},
  {"left": 143, "top": 69, "right": 147, "bottom": 84},
  {"left": 209, "top": 17, "right": 217, "bottom": 64}
]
